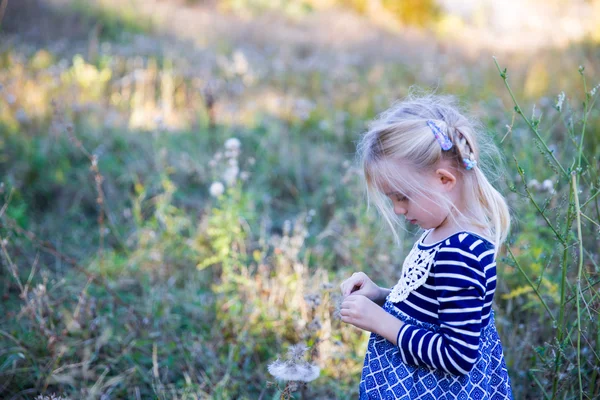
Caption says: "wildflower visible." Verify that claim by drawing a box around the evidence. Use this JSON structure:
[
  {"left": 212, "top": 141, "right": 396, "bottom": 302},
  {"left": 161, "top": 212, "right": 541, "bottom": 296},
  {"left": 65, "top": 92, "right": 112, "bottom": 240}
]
[
  {"left": 268, "top": 359, "right": 320, "bottom": 382},
  {"left": 590, "top": 84, "right": 600, "bottom": 97},
  {"left": 209, "top": 181, "right": 225, "bottom": 197},
  {"left": 232, "top": 50, "right": 249, "bottom": 76},
  {"left": 15, "top": 109, "right": 28, "bottom": 123},
  {"left": 304, "top": 293, "right": 321, "bottom": 308},
  {"left": 224, "top": 138, "right": 241, "bottom": 151},
  {"left": 542, "top": 179, "right": 555, "bottom": 194},
  {"left": 308, "top": 317, "right": 322, "bottom": 332},
  {"left": 223, "top": 165, "right": 239, "bottom": 186},
  {"left": 240, "top": 171, "right": 250, "bottom": 181},
  {"left": 528, "top": 179, "right": 540, "bottom": 190},
  {"left": 268, "top": 343, "right": 320, "bottom": 383},
  {"left": 35, "top": 395, "right": 71, "bottom": 400},
  {"left": 555, "top": 92, "right": 565, "bottom": 111},
  {"left": 283, "top": 220, "right": 291, "bottom": 236},
  {"left": 288, "top": 343, "right": 309, "bottom": 361}
]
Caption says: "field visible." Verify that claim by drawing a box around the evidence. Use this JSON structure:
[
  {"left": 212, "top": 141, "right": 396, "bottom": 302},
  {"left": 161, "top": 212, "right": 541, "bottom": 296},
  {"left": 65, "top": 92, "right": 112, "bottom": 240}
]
[{"left": 1, "top": 0, "right": 600, "bottom": 399}]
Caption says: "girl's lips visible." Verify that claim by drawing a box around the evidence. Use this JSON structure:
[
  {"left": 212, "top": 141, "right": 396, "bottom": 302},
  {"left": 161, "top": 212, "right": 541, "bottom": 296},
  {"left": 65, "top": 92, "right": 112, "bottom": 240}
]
[{"left": 408, "top": 219, "right": 417, "bottom": 225}]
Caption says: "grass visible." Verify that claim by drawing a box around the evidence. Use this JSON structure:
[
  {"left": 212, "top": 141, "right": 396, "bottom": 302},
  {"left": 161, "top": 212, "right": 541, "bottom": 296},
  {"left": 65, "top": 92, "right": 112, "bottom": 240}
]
[{"left": 0, "top": 3, "right": 600, "bottom": 399}]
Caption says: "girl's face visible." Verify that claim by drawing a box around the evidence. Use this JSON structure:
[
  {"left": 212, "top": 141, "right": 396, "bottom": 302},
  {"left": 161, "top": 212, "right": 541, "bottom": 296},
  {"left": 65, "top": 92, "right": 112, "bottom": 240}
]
[{"left": 379, "top": 166, "right": 458, "bottom": 231}]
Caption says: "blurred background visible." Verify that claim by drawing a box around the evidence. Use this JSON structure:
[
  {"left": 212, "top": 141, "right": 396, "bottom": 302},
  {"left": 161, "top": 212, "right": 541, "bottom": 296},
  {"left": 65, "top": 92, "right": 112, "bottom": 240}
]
[{"left": 1, "top": 0, "right": 599, "bottom": 399}]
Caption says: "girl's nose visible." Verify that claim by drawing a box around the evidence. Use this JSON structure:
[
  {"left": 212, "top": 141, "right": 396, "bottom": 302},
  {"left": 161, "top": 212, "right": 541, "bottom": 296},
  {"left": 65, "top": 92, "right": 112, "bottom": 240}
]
[{"left": 394, "top": 205, "right": 407, "bottom": 215}]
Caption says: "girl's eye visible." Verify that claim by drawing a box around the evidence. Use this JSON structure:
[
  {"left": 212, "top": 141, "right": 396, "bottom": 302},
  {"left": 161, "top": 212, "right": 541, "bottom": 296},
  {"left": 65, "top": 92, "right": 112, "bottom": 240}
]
[{"left": 395, "top": 195, "right": 407, "bottom": 202}]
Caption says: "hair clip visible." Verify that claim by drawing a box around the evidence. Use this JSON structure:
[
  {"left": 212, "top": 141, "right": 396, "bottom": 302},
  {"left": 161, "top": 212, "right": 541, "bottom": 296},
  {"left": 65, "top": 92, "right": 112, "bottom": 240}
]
[
  {"left": 426, "top": 120, "right": 453, "bottom": 151},
  {"left": 463, "top": 158, "right": 477, "bottom": 170}
]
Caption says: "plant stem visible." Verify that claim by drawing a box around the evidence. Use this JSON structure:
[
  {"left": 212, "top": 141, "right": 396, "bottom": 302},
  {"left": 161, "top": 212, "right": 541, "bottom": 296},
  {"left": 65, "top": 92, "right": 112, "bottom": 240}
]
[
  {"left": 551, "top": 186, "right": 574, "bottom": 399},
  {"left": 492, "top": 57, "right": 568, "bottom": 179},
  {"left": 572, "top": 172, "right": 584, "bottom": 400},
  {"left": 507, "top": 247, "right": 555, "bottom": 323}
]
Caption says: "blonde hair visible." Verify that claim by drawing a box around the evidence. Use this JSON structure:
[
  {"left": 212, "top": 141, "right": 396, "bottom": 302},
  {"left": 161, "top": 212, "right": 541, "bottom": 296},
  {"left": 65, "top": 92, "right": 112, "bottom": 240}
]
[{"left": 356, "top": 92, "right": 510, "bottom": 249}]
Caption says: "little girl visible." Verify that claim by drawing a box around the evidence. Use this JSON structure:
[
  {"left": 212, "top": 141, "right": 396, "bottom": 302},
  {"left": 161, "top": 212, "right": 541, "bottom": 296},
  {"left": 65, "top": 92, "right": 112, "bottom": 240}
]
[{"left": 340, "top": 94, "right": 513, "bottom": 399}]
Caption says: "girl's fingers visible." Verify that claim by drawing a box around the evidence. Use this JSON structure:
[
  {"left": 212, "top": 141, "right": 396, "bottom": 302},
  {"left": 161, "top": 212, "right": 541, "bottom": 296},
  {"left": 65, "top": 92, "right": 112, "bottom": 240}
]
[{"left": 341, "top": 273, "right": 368, "bottom": 296}]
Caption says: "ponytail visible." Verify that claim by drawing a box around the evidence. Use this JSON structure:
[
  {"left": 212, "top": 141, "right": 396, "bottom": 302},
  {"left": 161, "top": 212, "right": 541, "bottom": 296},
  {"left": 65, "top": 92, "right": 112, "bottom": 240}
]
[{"left": 473, "top": 168, "right": 511, "bottom": 250}]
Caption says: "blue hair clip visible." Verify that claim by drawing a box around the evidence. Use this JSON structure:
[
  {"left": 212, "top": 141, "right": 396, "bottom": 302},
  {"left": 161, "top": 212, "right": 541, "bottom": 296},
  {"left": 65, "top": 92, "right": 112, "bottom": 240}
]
[
  {"left": 426, "top": 120, "right": 453, "bottom": 151},
  {"left": 463, "top": 158, "right": 477, "bottom": 170}
]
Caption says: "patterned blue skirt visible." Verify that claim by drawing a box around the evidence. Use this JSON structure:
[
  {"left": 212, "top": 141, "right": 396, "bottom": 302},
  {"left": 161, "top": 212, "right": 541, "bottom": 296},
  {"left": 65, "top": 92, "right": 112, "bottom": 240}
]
[{"left": 359, "top": 301, "right": 513, "bottom": 399}]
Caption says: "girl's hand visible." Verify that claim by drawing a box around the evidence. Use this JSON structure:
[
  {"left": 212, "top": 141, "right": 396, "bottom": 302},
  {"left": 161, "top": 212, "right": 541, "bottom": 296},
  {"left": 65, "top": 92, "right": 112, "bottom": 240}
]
[
  {"left": 340, "top": 272, "right": 387, "bottom": 303},
  {"left": 340, "top": 294, "right": 383, "bottom": 333},
  {"left": 340, "top": 294, "right": 404, "bottom": 343}
]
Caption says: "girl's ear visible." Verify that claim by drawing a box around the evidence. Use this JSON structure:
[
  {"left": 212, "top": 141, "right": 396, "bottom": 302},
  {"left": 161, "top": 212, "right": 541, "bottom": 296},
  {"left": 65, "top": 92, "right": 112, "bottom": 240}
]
[{"left": 435, "top": 168, "right": 457, "bottom": 191}]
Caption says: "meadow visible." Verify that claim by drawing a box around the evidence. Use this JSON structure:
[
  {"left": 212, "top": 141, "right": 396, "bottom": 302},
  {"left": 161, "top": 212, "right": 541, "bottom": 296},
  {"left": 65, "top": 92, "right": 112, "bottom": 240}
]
[{"left": 1, "top": 1, "right": 600, "bottom": 399}]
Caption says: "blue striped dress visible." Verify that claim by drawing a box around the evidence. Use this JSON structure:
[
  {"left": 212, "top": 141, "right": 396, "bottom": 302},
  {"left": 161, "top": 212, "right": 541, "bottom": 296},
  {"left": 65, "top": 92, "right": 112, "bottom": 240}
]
[{"left": 359, "top": 231, "right": 513, "bottom": 399}]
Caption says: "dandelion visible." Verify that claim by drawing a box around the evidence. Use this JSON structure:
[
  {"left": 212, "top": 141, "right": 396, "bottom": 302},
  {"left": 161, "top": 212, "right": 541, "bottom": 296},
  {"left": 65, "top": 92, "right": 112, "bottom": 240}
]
[
  {"left": 223, "top": 165, "right": 239, "bottom": 186},
  {"left": 224, "top": 137, "right": 241, "bottom": 151},
  {"left": 288, "top": 343, "right": 309, "bottom": 361},
  {"left": 209, "top": 181, "right": 225, "bottom": 197},
  {"left": 555, "top": 92, "right": 565, "bottom": 111},
  {"left": 232, "top": 50, "right": 249, "bottom": 76},
  {"left": 542, "top": 179, "right": 555, "bottom": 194},
  {"left": 528, "top": 179, "right": 541, "bottom": 191},
  {"left": 268, "top": 343, "right": 320, "bottom": 383},
  {"left": 35, "top": 395, "right": 71, "bottom": 400},
  {"left": 268, "top": 359, "right": 320, "bottom": 382}
]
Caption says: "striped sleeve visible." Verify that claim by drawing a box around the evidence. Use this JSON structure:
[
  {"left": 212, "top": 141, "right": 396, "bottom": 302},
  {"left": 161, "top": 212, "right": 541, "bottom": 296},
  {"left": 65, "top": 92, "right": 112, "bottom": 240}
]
[{"left": 396, "top": 246, "right": 491, "bottom": 375}]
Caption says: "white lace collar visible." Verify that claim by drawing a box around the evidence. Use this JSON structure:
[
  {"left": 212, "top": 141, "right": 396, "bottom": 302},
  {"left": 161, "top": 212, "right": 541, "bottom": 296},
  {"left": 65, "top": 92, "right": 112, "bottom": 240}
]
[{"left": 387, "top": 230, "right": 441, "bottom": 303}]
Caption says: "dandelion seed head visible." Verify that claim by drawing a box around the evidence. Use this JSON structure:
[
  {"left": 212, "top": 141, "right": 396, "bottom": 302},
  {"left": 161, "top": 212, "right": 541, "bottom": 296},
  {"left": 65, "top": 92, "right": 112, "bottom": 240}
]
[
  {"left": 223, "top": 165, "right": 239, "bottom": 186},
  {"left": 209, "top": 181, "right": 225, "bottom": 197},
  {"left": 268, "top": 359, "right": 320, "bottom": 382},
  {"left": 224, "top": 137, "right": 241, "bottom": 151},
  {"left": 555, "top": 92, "right": 565, "bottom": 111},
  {"left": 288, "top": 343, "right": 309, "bottom": 361},
  {"left": 528, "top": 179, "right": 540, "bottom": 190}
]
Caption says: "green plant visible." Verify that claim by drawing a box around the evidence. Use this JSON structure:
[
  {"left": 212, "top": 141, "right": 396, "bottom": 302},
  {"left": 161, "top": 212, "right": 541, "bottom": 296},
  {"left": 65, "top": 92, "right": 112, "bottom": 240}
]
[{"left": 494, "top": 57, "right": 600, "bottom": 399}]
